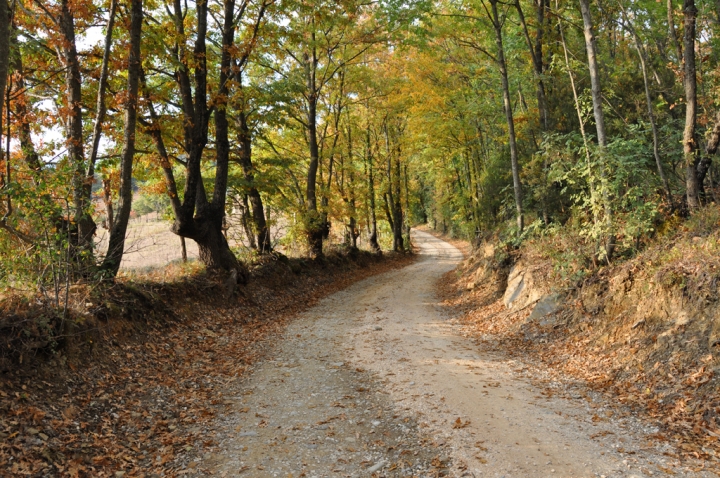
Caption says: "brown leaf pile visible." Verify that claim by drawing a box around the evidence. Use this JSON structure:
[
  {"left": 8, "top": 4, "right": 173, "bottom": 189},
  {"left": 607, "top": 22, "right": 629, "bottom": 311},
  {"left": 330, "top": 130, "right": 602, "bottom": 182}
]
[{"left": 0, "top": 251, "right": 414, "bottom": 477}]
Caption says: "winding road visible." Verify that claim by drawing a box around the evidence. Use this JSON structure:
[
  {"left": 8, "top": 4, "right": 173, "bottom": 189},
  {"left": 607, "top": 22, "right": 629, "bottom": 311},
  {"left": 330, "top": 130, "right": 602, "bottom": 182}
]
[{"left": 201, "top": 230, "right": 706, "bottom": 477}]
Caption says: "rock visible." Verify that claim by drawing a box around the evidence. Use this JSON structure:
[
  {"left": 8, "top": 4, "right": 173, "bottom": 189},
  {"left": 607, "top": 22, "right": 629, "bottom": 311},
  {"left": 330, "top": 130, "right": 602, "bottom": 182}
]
[
  {"left": 528, "top": 293, "right": 561, "bottom": 325},
  {"left": 38, "top": 433, "right": 48, "bottom": 441},
  {"left": 483, "top": 243, "right": 495, "bottom": 258},
  {"left": 374, "top": 326, "right": 383, "bottom": 331},
  {"left": 367, "top": 460, "right": 386, "bottom": 473},
  {"left": 466, "top": 281, "right": 476, "bottom": 291},
  {"left": 202, "top": 328, "right": 218, "bottom": 338},
  {"left": 371, "top": 420, "right": 381, "bottom": 427},
  {"left": 503, "top": 265, "right": 525, "bottom": 308},
  {"left": 503, "top": 264, "right": 545, "bottom": 310},
  {"left": 26, "top": 428, "right": 39, "bottom": 435},
  {"left": 675, "top": 311, "right": 691, "bottom": 326}
]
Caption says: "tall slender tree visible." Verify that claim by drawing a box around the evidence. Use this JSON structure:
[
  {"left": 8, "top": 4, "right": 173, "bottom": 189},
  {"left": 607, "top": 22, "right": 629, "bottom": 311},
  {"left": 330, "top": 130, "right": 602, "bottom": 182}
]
[
  {"left": 101, "top": 0, "right": 143, "bottom": 276},
  {"left": 683, "top": 0, "right": 701, "bottom": 210}
]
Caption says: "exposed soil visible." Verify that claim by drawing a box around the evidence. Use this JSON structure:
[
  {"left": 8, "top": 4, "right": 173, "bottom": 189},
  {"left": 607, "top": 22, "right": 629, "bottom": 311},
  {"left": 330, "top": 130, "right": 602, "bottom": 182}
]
[{"left": 201, "top": 231, "right": 709, "bottom": 477}]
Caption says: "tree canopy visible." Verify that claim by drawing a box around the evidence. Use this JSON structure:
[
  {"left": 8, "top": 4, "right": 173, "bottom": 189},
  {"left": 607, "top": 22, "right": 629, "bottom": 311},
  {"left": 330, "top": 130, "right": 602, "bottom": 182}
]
[{"left": 1, "top": 0, "right": 719, "bottom": 287}]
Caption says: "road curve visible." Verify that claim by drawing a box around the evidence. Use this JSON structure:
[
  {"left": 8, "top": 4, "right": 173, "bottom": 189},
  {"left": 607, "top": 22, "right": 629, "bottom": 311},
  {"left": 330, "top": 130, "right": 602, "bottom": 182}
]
[{"left": 202, "top": 230, "right": 697, "bottom": 477}]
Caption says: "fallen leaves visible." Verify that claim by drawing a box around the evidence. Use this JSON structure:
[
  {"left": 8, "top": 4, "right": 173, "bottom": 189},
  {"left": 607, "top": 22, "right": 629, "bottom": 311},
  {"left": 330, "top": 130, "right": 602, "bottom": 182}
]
[
  {"left": 451, "top": 417, "right": 471, "bottom": 429},
  {"left": 0, "top": 251, "right": 415, "bottom": 476}
]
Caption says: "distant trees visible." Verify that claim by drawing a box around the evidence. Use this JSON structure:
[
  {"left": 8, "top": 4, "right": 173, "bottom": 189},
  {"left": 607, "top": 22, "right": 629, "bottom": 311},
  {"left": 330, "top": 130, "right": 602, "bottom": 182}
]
[{"left": 399, "top": 0, "right": 720, "bottom": 250}]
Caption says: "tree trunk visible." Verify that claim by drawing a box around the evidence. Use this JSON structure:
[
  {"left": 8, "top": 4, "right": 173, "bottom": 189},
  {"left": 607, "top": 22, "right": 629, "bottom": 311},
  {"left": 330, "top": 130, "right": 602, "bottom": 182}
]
[
  {"left": 579, "top": 0, "right": 607, "bottom": 148},
  {"left": 140, "top": 69, "right": 184, "bottom": 224},
  {"left": 102, "top": 178, "right": 114, "bottom": 231},
  {"left": 580, "top": 0, "right": 615, "bottom": 260},
  {"left": 236, "top": 102, "right": 272, "bottom": 253},
  {"left": 0, "top": 0, "right": 9, "bottom": 226},
  {"left": 241, "top": 194, "right": 258, "bottom": 250},
  {"left": 558, "top": 2, "right": 596, "bottom": 225},
  {"left": 697, "top": 110, "right": 720, "bottom": 186},
  {"left": 181, "top": 236, "right": 187, "bottom": 263},
  {"left": 189, "top": 0, "right": 249, "bottom": 280},
  {"left": 366, "top": 126, "right": 380, "bottom": 253},
  {"left": 175, "top": 0, "right": 209, "bottom": 227},
  {"left": 143, "top": 0, "right": 264, "bottom": 280},
  {"left": 60, "top": 0, "right": 96, "bottom": 255},
  {"left": 625, "top": 17, "right": 674, "bottom": 209},
  {"left": 392, "top": 156, "right": 404, "bottom": 251},
  {"left": 306, "top": 95, "right": 323, "bottom": 256},
  {"left": 305, "top": 42, "right": 323, "bottom": 257},
  {"left": 194, "top": 211, "right": 244, "bottom": 274},
  {"left": 85, "top": 0, "right": 117, "bottom": 210},
  {"left": 490, "top": 0, "right": 523, "bottom": 233},
  {"left": 101, "top": 0, "right": 143, "bottom": 276},
  {"left": 682, "top": 0, "right": 700, "bottom": 210},
  {"left": 212, "top": 0, "right": 235, "bottom": 227},
  {"left": 515, "top": 0, "right": 549, "bottom": 131},
  {"left": 383, "top": 192, "right": 394, "bottom": 232},
  {"left": 0, "top": 1, "right": 8, "bottom": 151},
  {"left": 384, "top": 123, "right": 403, "bottom": 251},
  {"left": 345, "top": 126, "right": 359, "bottom": 250},
  {"left": 403, "top": 164, "right": 411, "bottom": 236},
  {"left": 10, "top": 33, "right": 41, "bottom": 175},
  {"left": 668, "top": 0, "right": 683, "bottom": 65}
]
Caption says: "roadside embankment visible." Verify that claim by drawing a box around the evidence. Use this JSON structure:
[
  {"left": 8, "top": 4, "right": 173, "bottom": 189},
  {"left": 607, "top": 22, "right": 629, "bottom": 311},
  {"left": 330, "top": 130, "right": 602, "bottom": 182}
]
[{"left": 440, "top": 209, "right": 720, "bottom": 467}]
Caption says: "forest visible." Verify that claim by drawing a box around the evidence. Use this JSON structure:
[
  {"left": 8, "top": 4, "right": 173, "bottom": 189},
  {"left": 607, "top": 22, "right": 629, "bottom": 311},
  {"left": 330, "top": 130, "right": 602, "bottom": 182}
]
[
  {"left": 0, "top": 0, "right": 717, "bottom": 292},
  {"left": 4, "top": 0, "right": 720, "bottom": 475}
]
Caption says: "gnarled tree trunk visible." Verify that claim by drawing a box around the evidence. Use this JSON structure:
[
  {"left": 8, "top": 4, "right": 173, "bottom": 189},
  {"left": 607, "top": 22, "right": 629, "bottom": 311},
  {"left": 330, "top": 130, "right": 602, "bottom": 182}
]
[{"left": 192, "top": 207, "right": 244, "bottom": 274}]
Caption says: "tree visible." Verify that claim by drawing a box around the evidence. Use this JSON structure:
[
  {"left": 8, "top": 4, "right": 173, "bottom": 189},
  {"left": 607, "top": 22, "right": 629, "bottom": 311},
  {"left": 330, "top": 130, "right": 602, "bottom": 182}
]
[
  {"left": 259, "top": 0, "right": 378, "bottom": 257},
  {"left": 683, "top": 0, "right": 700, "bottom": 210},
  {"left": 235, "top": 69, "right": 273, "bottom": 254},
  {"left": 579, "top": 0, "right": 615, "bottom": 259},
  {"left": 101, "top": 0, "right": 143, "bottom": 276},
  {"left": 141, "top": 0, "right": 271, "bottom": 279}
]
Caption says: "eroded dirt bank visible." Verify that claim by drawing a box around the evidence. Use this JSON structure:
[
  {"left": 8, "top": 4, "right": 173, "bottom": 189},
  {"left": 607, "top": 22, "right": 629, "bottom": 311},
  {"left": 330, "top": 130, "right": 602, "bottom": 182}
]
[{"left": 203, "top": 231, "right": 709, "bottom": 477}]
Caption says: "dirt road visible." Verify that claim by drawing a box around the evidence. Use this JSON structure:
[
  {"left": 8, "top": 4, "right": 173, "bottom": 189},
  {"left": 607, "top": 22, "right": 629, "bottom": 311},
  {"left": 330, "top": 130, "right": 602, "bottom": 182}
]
[{"left": 200, "top": 231, "right": 707, "bottom": 477}]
